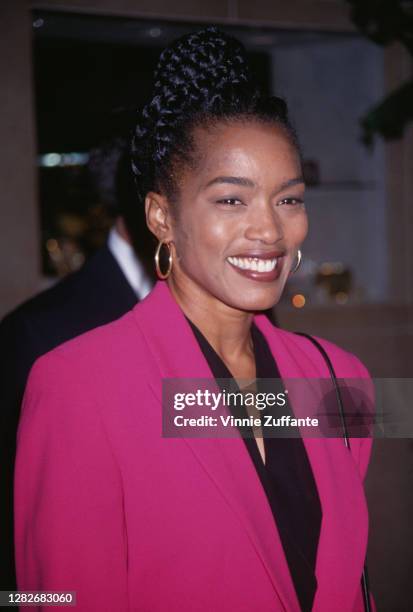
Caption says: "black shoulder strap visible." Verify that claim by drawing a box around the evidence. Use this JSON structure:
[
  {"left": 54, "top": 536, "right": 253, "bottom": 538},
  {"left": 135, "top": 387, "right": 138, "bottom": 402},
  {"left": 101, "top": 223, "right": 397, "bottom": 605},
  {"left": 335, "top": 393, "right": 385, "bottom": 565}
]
[
  {"left": 293, "top": 331, "right": 351, "bottom": 449},
  {"left": 294, "top": 332, "right": 372, "bottom": 612}
]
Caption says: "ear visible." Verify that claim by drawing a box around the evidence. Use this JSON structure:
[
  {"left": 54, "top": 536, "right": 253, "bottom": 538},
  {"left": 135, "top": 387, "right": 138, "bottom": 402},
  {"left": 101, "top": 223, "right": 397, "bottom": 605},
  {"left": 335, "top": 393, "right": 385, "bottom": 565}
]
[{"left": 145, "top": 192, "right": 174, "bottom": 242}]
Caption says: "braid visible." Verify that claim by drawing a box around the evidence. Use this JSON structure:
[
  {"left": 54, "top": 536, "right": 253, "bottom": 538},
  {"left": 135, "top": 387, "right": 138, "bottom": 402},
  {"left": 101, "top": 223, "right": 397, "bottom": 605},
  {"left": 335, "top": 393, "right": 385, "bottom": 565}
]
[{"left": 131, "top": 26, "right": 298, "bottom": 205}]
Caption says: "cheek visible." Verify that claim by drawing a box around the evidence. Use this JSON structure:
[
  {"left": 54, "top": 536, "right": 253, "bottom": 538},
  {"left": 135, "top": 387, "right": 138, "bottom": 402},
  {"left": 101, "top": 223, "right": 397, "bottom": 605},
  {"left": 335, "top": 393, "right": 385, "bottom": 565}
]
[{"left": 174, "top": 210, "right": 231, "bottom": 261}]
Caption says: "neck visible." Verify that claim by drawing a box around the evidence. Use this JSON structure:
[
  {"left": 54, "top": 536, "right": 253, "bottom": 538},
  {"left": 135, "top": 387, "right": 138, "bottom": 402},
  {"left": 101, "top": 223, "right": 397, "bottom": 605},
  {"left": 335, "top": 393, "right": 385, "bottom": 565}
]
[
  {"left": 167, "top": 274, "right": 254, "bottom": 364},
  {"left": 115, "top": 216, "right": 132, "bottom": 243}
]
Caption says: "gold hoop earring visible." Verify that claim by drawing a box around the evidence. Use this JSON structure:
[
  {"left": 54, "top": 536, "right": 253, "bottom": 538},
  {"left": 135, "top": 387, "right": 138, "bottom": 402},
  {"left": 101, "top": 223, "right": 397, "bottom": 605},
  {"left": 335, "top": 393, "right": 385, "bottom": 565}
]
[
  {"left": 291, "top": 249, "right": 302, "bottom": 274},
  {"left": 154, "top": 240, "right": 173, "bottom": 280}
]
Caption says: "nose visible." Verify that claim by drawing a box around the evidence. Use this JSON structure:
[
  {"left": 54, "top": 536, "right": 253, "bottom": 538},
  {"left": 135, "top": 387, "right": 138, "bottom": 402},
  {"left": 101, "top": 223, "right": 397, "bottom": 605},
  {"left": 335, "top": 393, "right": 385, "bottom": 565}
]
[{"left": 244, "top": 200, "right": 284, "bottom": 245}]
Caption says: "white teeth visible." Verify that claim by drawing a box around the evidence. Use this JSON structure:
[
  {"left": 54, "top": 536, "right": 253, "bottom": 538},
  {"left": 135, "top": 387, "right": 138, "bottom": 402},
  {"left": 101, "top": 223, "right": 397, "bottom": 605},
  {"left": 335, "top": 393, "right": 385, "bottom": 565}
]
[{"left": 227, "top": 256, "right": 278, "bottom": 272}]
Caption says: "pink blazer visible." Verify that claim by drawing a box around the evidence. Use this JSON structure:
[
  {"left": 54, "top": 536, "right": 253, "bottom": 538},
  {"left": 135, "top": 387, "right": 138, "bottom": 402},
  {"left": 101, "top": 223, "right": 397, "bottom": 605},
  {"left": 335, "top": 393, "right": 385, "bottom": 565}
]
[{"left": 15, "top": 281, "right": 375, "bottom": 611}]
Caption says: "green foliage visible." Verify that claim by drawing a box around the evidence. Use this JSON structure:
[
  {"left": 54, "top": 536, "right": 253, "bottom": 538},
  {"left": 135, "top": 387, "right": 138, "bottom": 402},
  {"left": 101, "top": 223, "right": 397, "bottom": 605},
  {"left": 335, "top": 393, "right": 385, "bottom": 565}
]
[{"left": 346, "top": 0, "right": 413, "bottom": 145}]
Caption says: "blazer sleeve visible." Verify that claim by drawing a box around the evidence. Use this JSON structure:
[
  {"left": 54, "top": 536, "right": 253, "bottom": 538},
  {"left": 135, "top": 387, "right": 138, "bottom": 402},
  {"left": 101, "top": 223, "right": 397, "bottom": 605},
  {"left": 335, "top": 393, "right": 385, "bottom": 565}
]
[{"left": 14, "top": 352, "right": 129, "bottom": 612}]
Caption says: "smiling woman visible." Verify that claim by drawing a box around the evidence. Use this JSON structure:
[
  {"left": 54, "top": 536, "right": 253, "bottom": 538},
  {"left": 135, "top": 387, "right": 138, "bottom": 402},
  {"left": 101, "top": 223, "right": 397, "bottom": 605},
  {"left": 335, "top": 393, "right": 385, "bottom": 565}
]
[
  {"left": 131, "top": 28, "right": 307, "bottom": 317},
  {"left": 146, "top": 122, "right": 308, "bottom": 312},
  {"left": 15, "top": 26, "right": 375, "bottom": 612},
  {"left": 163, "top": 119, "right": 307, "bottom": 311}
]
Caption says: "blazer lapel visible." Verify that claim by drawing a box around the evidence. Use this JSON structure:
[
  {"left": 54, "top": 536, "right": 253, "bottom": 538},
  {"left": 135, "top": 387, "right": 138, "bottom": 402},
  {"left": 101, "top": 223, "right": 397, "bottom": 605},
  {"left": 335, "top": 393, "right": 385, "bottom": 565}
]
[
  {"left": 134, "top": 283, "right": 368, "bottom": 611},
  {"left": 254, "top": 315, "right": 369, "bottom": 611},
  {"left": 133, "top": 282, "right": 301, "bottom": 611}
]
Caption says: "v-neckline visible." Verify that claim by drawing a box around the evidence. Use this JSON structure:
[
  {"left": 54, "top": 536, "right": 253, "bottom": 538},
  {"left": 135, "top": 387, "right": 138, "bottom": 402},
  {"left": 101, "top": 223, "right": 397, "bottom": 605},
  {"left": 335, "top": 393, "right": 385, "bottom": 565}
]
[
  {"left": 185, "top": 315, "right": 322, "bottom": 612},
  {"left": 185, "top": 317, "right": 264, "bottom": 380}
]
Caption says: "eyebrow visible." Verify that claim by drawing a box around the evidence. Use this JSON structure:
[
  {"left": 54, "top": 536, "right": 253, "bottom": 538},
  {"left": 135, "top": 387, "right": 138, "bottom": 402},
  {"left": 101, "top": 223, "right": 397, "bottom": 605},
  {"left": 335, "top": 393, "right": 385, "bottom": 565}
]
[
  {"left": 204, "top": 175, "right": 305, "bottom": 192},
  {"left": 276, "top": 177, "right": 305, "bottom": 191},
  {"left": 205, "top": 176, "right": 255, "bottom": 188}
]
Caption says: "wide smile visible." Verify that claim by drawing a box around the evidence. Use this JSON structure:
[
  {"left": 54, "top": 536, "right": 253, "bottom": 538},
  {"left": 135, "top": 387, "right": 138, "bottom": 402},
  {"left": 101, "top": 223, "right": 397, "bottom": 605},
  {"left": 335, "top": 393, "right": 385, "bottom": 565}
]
[{"left": 226, "top": 254, "right": 285, "bottom": 282}]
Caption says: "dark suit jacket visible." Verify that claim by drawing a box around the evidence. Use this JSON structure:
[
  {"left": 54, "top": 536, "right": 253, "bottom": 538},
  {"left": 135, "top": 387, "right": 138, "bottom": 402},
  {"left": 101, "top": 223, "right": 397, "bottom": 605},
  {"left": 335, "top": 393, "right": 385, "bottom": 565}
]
[{"left": 0, "top": 245, "right": 138, "bottom": 592}]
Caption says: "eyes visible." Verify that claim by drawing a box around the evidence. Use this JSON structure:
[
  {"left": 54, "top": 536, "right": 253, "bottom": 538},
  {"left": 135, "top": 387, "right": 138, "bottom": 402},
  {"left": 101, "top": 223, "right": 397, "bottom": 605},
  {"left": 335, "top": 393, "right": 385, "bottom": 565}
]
[
  {"left": 216, "top": 198, "right": 242, "bottom": 206},
  {"left": 279, "top": 197, "right": 305, "bottom": 207},
  {"left": 216, "top": 197, "right": 304, "bottom": 207}
]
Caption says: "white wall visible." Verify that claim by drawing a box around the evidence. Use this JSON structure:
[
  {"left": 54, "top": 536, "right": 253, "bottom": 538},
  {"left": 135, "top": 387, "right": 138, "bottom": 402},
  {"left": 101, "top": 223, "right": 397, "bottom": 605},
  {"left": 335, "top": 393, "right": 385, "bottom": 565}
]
[
  {"left": 271, "top": 38, "right": 387, "bottom": 302},
  {"left": 0, "top": 1, "right": 40, "bottom": 317}
]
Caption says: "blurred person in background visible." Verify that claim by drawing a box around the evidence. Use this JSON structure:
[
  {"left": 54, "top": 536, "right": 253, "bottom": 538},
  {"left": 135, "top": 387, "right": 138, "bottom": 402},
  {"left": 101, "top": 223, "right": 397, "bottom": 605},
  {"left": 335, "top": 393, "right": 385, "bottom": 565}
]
[{"left": 0, "top": 146, "right": 155, "bottom": 593}]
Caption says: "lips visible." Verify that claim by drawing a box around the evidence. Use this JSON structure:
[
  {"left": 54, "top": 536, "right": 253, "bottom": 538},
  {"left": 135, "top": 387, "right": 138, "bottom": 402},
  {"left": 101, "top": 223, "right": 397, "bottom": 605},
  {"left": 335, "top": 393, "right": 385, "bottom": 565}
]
[
  {"left": 226, "top": 251, "right": 286, "bottom": 282},
  {"left": 229, "top": 251, "right": 285, "bottom": 260}
]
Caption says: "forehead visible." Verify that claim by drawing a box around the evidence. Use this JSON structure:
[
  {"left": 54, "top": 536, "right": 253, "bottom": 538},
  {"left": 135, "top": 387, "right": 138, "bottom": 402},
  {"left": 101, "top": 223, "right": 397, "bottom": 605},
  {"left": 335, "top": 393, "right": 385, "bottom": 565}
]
[{"left": 190, "top": 120, "right": 301, "bottom": 186}]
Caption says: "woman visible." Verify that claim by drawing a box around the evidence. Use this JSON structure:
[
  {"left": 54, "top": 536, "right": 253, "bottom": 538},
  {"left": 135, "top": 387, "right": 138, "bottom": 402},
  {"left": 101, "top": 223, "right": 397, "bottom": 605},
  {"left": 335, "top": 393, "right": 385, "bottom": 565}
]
[{"left": 15, "top": 27, "right": 375, "bottom": 611}]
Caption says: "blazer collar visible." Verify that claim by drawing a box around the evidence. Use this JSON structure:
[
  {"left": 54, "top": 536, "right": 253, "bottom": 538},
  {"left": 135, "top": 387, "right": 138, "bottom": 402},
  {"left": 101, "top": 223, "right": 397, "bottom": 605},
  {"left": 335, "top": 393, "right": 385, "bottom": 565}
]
[{"left": 133, "top": 282, "right": 368, "bottom": 612}]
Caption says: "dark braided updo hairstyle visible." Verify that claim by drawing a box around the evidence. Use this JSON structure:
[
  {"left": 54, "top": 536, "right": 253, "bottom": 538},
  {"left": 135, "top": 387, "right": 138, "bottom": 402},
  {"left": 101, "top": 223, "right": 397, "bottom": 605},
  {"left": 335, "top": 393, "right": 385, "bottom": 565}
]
[{"left": 131, "top": 26, "right": 300, "bottom": 208}]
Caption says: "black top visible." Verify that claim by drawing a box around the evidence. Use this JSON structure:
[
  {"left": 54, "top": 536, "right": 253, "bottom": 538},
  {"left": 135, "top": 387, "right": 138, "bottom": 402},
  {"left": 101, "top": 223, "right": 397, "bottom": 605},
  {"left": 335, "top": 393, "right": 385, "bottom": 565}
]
[{"left": 187, "top": 319, "right": 322, "bottom": 612}]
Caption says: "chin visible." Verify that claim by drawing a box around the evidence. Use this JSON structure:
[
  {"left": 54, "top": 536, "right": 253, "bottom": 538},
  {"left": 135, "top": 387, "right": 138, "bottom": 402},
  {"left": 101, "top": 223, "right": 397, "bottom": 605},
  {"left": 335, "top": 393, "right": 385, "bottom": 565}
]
[{"left": 225, "top": 290, "right": 281, "bottom": 313}]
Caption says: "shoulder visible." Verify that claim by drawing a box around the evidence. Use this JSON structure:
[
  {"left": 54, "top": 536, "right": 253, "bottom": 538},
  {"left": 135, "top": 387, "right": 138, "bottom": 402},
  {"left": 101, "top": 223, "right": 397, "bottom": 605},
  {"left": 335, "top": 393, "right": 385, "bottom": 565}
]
[
  {"left": 256, "top": 315, "right": 371, "bottom": 379},
  {"left": 25, "top": 307, "right": 147, "bottom": 399},
  {"left": 0, "top": 265, "right": 91, "bottom": 362},
  {"left": 290, "top": 329, "right": 370, "bottom": 377},
  {"left": 0, "top": 246, "right": 124, "bottom": 335},
  {"left": 2, "top": 266, "right": 89, "bottom": 328},
  {"left": 19, "top": 305, "right": 160, "bottom": 460}
]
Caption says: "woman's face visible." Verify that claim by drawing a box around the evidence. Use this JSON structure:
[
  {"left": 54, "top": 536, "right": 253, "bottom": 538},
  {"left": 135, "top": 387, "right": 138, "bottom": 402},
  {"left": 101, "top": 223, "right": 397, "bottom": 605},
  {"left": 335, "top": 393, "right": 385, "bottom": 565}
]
[{"left": 162, "top": 121, "right": 307, "bottom": 312}]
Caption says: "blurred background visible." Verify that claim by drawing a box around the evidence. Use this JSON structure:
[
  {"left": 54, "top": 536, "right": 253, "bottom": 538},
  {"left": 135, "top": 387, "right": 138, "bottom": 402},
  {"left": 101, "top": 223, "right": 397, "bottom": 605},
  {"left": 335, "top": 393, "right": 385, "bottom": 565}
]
[{"left": 1, "top": 0, "right": 413, "bottom": 609}]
